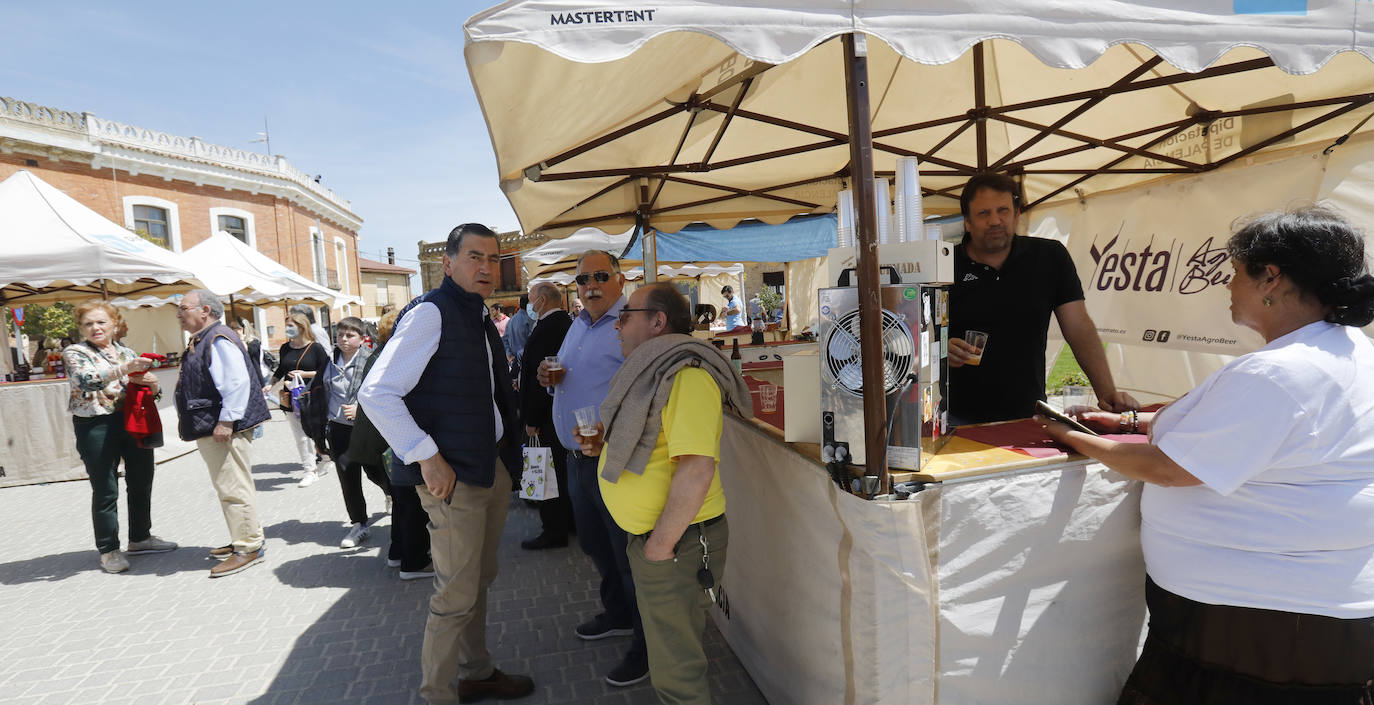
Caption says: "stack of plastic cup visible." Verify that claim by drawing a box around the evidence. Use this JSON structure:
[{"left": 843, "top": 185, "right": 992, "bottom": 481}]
[
  {"left": 836, "top": 189, "right": 855, "bottom": 247},
  {"left": 894, "top": 156, "right": 922, "bottom": 241},
  {"left": 874, "top": 177, "right": 892, "bottom": 245}
]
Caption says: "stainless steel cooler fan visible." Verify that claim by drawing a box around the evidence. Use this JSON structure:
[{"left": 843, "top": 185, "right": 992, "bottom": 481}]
[{"left": 818, "top": 284, "right": 950, "bottom": 470}]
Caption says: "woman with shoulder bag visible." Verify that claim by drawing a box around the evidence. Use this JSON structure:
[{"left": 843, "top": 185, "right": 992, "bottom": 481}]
[
  {"left": 63, "top": 301, "right": 178, "bottom": 573},
  {"left": 268, "top": 312, "right": 331, "bottom": 487}
]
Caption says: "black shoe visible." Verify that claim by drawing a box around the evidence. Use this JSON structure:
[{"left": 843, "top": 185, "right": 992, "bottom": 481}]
[
  {"left": 575, "top": 614, "right": 634, "bottom": 641},
  {"left": 458, "top": 668, "right": 534, "bottom": 702},
  {"left": 605, "top": 656, "right": 650, "bottom": 687},
  {"left": 520, "top": 533, "right": 568, "bottom": 550}
]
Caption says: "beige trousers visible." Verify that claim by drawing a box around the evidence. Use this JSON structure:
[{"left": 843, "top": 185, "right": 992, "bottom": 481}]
[
  {"left": 196, "top": 432, "right": 264, "bottom": 553},
  {"left": 417, "top": 462, "right": 512, "bottom": 705}
]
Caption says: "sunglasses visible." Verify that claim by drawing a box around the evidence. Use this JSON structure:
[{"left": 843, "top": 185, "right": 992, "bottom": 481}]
[
  {"left": 617, "top": 307, "right": 661, "bottom": 324},
  {"left": 574, "top": 271, "right": 614, "bottom": 286}
]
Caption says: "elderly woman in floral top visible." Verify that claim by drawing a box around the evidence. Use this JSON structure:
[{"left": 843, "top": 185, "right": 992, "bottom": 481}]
[{"left": 63, "top": 301, "right": 178, "bottom": 574}]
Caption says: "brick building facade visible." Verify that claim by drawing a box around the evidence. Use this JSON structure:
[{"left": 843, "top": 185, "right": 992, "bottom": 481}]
[{"left": 0, "top": 96, "right": 364, "bottom": 348}]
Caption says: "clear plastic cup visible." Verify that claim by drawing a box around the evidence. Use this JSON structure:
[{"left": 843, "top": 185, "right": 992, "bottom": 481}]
[
  {"left": 759, "top": 384, "right": 779, "bottom": 413},
  {"left": 965, "top": 330, "right": 988, "bottom": 366}
]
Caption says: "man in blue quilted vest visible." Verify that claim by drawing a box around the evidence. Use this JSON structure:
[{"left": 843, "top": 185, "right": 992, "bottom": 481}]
[
  {"left": 173, "top": 288, "right": 271, "bottom": 578},
  {"left": 359, "top": 223, "right": 533, "bottom": 704}
]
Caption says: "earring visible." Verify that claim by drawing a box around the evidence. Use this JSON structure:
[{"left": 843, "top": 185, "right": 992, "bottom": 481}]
[{"left": 1262, "top": 296, "right": 1272, "bottom": 307}]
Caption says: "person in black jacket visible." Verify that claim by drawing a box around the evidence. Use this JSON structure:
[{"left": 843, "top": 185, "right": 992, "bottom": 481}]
[{"left": 518, "top": 282, "right": 575, "bottom": 549}]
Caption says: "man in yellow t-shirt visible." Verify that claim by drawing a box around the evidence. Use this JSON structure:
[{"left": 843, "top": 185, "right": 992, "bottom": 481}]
[{"left": 577, "top": 282, "right": 730, "bottom": 705}]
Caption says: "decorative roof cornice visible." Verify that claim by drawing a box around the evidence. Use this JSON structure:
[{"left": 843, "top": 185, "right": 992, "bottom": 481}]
[{"left": 0, "top": 96, "right": 363, "bottom": 232}]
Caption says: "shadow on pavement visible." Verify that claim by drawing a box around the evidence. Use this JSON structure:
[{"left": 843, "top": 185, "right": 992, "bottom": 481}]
[{"left": 0, "top": 545, "right": 232, "bottom": 584}]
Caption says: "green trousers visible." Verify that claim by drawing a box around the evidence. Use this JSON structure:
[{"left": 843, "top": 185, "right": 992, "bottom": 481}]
[
  {"left": 627, "top": 516, "right": 729, "bottom": 705},
  {"left": 72, "top": 413, "right": 155, "bottom": 554}
]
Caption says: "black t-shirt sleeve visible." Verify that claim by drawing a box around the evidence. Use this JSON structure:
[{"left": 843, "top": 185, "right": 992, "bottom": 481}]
[
  {"left": 1050, "top": 240, "right": 1086, "bottom": 308},
  {"left": 273, "top": 343, "right": 291, "bottom": 381},
  {"left": 307, "top": 343, "right": 330, "bottom": 372}
]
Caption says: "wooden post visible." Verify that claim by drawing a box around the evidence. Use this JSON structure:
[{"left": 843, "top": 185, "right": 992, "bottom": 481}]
[{"left": 842, "top": 33, "right": 889, "bottom": 493}]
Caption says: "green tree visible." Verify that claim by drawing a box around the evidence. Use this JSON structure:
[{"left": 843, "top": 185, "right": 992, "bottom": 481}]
[{"left": 12, "top": 303, "right": 78, "bottom": 342}]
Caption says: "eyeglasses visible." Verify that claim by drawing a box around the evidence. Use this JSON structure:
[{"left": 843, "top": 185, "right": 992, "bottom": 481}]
[
  {"left": 617, "top": 307, "right": 661, "bottom": 324},
  {"left": 574, "top": 271, "right": 614, "bottom": 286},
  {"left": 177, "top": 304, "right": 202, "bottom": 312}
]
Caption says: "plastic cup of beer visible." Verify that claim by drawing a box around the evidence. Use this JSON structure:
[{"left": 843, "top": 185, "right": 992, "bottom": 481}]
[
  {"left": 545, "top": 355, "right": 565, "bottom": 385},
  {"left": 964, "top": 330, "right": 989, "bottom": 365},
  {"left": 759, "top": 384, "right": 779, "bottom": 413},
  {"left": 574, "top": 406, "right": 600, "bottom": 441}
]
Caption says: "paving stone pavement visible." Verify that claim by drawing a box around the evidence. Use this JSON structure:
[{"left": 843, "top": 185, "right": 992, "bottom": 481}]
[{"left": 0, "top": 412, "right": 771, "bottom": 705}]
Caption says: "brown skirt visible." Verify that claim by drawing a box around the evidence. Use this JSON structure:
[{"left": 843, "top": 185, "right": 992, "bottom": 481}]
[{"left": 1118, "top": 577, "right": 1374, "bottom": 705}]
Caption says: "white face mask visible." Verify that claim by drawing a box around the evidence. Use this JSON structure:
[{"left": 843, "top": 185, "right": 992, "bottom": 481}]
[{"left": 284, "top": 326, "right": 300, "bottom": 338}]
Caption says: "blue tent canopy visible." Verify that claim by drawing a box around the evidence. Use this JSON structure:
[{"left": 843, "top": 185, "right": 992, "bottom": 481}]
[{"left": 622, "top": 214, "right": 836, "bottom": 263}]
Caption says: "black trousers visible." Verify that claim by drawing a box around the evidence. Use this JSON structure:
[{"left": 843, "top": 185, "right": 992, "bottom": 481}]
[
  {"left": 326, "top": 421, "right": 392, "bottom": 525},
  {"left": 389, "top": 483, "right": 431, "bottom": 571},
  {"left": 532, "top": 428, "right": 573, "bottom": 538},
  {"left": 1118, "top": 576, "right": 1374, "bottom": 705}
]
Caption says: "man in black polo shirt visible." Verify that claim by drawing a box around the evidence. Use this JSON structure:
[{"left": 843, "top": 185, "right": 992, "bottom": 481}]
[{"left": 947, "top": 174, "right": 1138, "bottom": 424}]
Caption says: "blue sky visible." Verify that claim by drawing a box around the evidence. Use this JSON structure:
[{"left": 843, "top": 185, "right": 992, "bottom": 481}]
[{"left": 2, "top": 1, "right": 512, "bottom": 276}]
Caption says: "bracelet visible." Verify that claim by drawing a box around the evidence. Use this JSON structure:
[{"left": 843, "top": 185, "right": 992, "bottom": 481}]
[
  {"left": 1129, "top": 410, "right": 1139, "bottom": 434},
  {"left": 1118, "top": 412, "right": 1130, "bottom": 432}
]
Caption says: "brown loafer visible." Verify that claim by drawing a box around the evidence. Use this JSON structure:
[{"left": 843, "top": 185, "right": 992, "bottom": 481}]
[
  {"left": 208, "top": 545, "right": 233, "bottom": 559},
  {"left": 458, "top": 668, "right": 534, "bottom": 702},
  {"left": 209, "top": 549, "right": 263, "bottom": 578}
]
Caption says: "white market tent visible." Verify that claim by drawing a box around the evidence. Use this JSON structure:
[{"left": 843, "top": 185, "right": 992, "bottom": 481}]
[
  {"left": 182, "top": 231, "right": 360, "bottom": 308},
  {"left": 463, "top": 3, "right": 1374, "bottom": 704},
  {"left": 0, "top": 169, "right": 204, "bottom": 372},
  {"left": 466, "top": 0, "right": 1374, "bottom": 465},
  {"left": 0, "top": 170, "right": 202, "bottom": 307}
]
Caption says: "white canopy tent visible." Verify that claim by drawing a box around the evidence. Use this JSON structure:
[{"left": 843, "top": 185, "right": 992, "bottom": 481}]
[
  {"left": 0, "top": 169, "right": 202, "bottom": 306},
  {"left": 0, "top": 169, "right": 203, "bottom": 373},
  {"left": 467, "top": 0, "right": 1374, "bottom": 470}
]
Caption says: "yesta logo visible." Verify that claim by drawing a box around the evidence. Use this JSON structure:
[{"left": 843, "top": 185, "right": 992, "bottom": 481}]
[{"left": 1087, "top": 225, "right": 1233, "bottom": 296}]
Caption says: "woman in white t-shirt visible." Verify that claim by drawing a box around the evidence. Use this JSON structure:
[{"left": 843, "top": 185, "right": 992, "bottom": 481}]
[{"left": 1040, "top": 206, "right": 1374, "bottom": 705}]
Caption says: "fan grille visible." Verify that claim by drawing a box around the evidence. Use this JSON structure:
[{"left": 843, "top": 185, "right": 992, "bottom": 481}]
[{"left": 822, "top": 308, "right": 915, "bottom": 397}]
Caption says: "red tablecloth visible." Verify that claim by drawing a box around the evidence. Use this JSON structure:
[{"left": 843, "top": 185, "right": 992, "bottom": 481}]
[{"left": 955, "top": 418, "right": 1148, "bottom": 458}]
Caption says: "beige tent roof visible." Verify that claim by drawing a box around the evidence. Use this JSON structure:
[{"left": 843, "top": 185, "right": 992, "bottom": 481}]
[{"left": 465, "top": 2, "right": 1374, "bottom": 237}]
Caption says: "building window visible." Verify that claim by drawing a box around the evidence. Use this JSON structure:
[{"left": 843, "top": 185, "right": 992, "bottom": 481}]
[
  {"left": 133, "top": 205, "right": 170, "bottom": 248},
  {"left": 209, "top": 207, "right": 255, "bottom": 248},
  {"left": 376, "top": 277, "right": 389, "bottom": 306},
  {"left": 499, "top": 256, "right": 519, "bottom": 292},
  {"left": 334, "top": 237, "right": 349, "bottom": 294},
  {"left": 311, "top": 230, "right": 327, "bottom": 286},
  {"left": 218, "top": 215, "right": 247, "bottom": 243},
  {"left": 123, "top": 196, "right": 183, "bottom": 251}
]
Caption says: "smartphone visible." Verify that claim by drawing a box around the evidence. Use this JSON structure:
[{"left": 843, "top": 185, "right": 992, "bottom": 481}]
[{"left": 1035, "top": 400, "right": 1099, "bottom": 436}]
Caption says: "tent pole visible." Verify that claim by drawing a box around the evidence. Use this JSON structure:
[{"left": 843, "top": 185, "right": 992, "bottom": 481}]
[
  {"left": 100, "top": 280, "right": 109, "bottom": 301},
  {"left": 842, "top": 32, "right": 890, "bottom": 494},
  {"left": 638, "top": 180, "right": 658, "bottom": 283}
]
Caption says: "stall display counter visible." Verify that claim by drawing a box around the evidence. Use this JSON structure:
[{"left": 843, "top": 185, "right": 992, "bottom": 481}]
[
  {"left": 713, "top": 411, "right": 1146, "bottom": 705},
  {"left": 0, "top": 366, "right": 189, "bottom": 488}
]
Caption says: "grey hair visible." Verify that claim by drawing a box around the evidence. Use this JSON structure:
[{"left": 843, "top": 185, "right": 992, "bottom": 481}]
[
  {"left": 531, "top": 282, "right": 561, "bottom": 305},
  {"left": 575, "top": 249, "right": 621, "bottom": 273},
  {"left": 186, "top": 289, "right": 224, "bottom": 319},
  {"left": 288, "top": 303, "right": 316, "bottom": 323}
]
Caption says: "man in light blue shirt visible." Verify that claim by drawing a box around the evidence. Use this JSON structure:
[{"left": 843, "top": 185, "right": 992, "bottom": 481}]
[
  {"left": 502, "top": 293, "right": 535, "bottom": 368},
  {"left": 537, "top": 250, "right": 648, "bottom": 688},
  {"left": 721, "top": 285, "right": 745, "bottom": 330}
]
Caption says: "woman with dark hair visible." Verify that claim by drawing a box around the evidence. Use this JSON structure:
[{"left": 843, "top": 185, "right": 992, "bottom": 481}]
[
  {"left": 324, "top": 316, "right": 392, "bottom": 548},
  {"left": 1040, "top": 205, "right": 1374, "bottom": 704},
  {"left": 63, "top": 301, "right": 177, "bottom": 573}
]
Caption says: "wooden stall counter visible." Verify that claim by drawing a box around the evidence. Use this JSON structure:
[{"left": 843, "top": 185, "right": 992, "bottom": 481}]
[{"left": 714, "top": 410, "right": 1147, "bottom": 705}]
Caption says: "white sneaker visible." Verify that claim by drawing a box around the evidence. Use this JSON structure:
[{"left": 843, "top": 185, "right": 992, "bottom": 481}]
[
  {"left": 100, "top": 550, "right": 130, "bottom": 574},
  {"left": 386, "top": 558, "right": 402, "bottom": 568},
  {"left": 126, "top": 535, "right": 178, "bottom": 555},
  {"left": 298, "top": 471, "right": 320, "bottom": 488},
  {"left": 399, "top": 563, "right": 435, "bottom": 581},
  {"left": 316, "top": 460, "right": 333, "bottom": 478},
  {"left": 340, "top": 523, "right": 369, "bottom": 548}
]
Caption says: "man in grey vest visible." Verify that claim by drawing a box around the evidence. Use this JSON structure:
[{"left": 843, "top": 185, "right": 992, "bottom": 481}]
[{"left": 174, "top": 289, "right": 271, "bottom": 578}]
